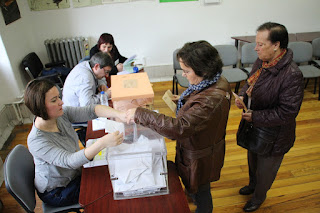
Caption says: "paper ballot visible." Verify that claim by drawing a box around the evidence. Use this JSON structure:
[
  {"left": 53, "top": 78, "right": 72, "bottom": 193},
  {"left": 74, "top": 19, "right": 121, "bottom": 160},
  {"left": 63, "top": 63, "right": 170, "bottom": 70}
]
[
  {"left": 105, "top": 119, "right": 125, "bottom": 136},
  {"left": 123, "top": 54, "right": 137, "bottom": 66},
  {"left": 83, "top": 139, "right": 108, "bottom": 168},
  {"left": 232, "top": 92, "right": 248, "bottom": 112},
  {"left": 92, "top": 117, "right": 107, "bottom": 131},
  {"left": 162, "top": 90, "right": 177, "bottom": 112}
]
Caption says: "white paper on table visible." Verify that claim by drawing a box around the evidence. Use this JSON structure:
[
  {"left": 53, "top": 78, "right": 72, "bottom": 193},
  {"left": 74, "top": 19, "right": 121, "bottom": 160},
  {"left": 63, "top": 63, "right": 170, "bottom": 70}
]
[
  {"left": 92, "top": 117, "right": 107, "bottom": 131},
  {"left": 123, "top": 54, "right": 137, "bottom": 66},
  {"left": 105, "top": 119, "right": 125, "bottom": 136},
  {"left": 117, "top": 70, "right": 132, "bottom": 75}
]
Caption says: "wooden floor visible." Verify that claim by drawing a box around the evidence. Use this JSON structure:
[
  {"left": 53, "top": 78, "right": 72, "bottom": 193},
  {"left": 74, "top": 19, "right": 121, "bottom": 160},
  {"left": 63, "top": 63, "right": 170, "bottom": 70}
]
[{"left": 1, "top": 80, "right": 320, "bottom": 213}]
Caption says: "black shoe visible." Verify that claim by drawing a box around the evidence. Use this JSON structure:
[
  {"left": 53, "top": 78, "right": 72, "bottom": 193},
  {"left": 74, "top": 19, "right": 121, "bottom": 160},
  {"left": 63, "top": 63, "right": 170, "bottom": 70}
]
[
  {"left": 239, "top": 186, "right": 255, "bottom": 195},
  {"left": 243, "top": 200, "right": 261, "bottom": 212}
]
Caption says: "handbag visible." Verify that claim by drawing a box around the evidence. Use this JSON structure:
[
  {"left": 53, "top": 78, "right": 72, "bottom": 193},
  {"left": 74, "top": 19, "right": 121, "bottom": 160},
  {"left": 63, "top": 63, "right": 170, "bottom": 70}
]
[{"left": 237, "top": 120, "right": 280, "bottom": 155}]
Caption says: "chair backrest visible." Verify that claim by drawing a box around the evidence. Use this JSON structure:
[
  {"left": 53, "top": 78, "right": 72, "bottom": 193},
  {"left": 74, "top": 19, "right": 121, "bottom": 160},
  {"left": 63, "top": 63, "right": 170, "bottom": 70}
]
[
  {"left": 173, "top": 48, "right": 182, "bottom": 73},
  {"left": 214, "top": 45, "right": 238, "bottom": 67},
  {"left": 22, "top": 52, "right": 44, "bottom": 78},
  {"left": 288, "top": 41, "right": 313, "bottom": 63},
  {"left": 241, "top": 43, "right": 258, "bottom": 65},
  {"left": 4, "top": 144, "right": 36, "bottom": 213},
  {"left": 312, "top": 37, "right": 320, "bottom": 58}
]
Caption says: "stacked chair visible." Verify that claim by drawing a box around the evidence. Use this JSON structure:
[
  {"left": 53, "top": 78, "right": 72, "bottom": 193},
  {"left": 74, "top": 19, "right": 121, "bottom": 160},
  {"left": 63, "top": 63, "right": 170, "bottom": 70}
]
[
  {"left": 288, "top": 41, "right": 320, "bottom": 100},
  {"left": 214, "top": 45, "right": 249, "bottom": 93},
  {"left": 312, "top": 37, "right": 320, "bottom": 68},
  {"left": 240, "top": 42, "right": 258, "bottom": 74}
]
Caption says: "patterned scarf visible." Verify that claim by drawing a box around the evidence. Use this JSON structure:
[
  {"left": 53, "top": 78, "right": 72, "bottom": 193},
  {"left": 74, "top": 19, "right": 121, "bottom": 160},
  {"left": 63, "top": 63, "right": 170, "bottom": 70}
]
[
  {"left": 246, "top": 49, "right": 287, "bottom": 97},
  {"left": 176, "top": 72, "right": 221, "bottom": 115}
]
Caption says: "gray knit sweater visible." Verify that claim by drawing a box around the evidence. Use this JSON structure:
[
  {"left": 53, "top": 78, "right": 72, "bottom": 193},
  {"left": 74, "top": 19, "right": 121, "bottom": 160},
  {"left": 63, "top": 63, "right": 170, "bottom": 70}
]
[{"left": 27, "top": 105, "right": 97, "bottom": 193}]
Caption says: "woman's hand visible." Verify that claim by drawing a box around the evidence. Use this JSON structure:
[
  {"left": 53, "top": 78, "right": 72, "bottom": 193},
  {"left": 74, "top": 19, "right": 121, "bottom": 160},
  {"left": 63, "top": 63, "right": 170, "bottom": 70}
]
[
  {"left": 99, "top": 131, "right": 123, "bottom": 148},
  {"left": 84, "top": 131, "right": 123, "bottom": 160},
  {"left": 242, "top": 110, "right": 252, "bottom": 122},
  {"left": 126, "top": 108, "right": 137, "bottom": 124},
  {"left": 116, "top": 63, "right": 124, "bottom": 72},
  {"left": 171, "top": 95, "right": 180, "bottom": 104},
  {"left": 235, "top": 96, "right": 245, "bottom": 109}
]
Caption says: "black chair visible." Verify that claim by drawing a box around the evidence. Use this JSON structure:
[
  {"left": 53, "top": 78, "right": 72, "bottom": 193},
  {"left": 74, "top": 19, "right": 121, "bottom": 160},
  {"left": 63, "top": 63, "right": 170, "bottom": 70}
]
[
  {"left": 22, "top": 52, "right": 71, "bottom": 87},
  {"left": 4, "top": 144, "right": 82, "bottom": 213}
]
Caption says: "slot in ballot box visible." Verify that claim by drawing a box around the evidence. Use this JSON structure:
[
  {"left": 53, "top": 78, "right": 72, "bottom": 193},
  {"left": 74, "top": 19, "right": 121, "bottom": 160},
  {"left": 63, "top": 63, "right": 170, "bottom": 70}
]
[
  {"left": 111, "top": 72, "right": 154, "bottom": 111},
  {"left": 107, "top": 124, "right": 169, "bottom": 200}
]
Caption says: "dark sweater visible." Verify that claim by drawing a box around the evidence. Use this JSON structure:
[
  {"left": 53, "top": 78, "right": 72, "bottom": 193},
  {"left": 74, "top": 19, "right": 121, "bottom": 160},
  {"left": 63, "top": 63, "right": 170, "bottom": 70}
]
[{"left": 90, "top": 44, "right": 127, "bottom": 75}]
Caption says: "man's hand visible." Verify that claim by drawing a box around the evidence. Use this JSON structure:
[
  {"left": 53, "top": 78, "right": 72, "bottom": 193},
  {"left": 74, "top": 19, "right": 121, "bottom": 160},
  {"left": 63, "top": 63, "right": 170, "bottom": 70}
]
[
  {"left": 106, "top": 88, "right": 111, "bottom": 98},
  {"left": 98, "top": 85, "right": 107, "bottom": 92}
]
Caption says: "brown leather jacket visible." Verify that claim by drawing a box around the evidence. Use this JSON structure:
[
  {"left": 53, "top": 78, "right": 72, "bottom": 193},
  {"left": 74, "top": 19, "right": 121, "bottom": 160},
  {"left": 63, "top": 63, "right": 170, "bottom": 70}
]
[
  {"left": 134, "top": 76, "right": 231, "bottom": 193},
  {"left": 238, "top": 49, "right": 304, "bottom": 156}
]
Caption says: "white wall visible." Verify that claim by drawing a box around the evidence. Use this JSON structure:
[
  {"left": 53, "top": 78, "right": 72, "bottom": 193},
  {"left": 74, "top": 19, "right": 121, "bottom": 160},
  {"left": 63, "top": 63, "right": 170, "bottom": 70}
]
[
  {"left": 0, "top": 0, "right": 320, "bottom": 107},
  {"left": 0, "top": 0, "right": 36, "bottom": 106}
]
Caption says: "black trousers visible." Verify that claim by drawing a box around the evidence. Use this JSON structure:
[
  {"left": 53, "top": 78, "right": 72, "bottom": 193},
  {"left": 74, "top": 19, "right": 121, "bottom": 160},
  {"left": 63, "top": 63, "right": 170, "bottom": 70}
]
[
  {"left": 247, "top": 151, "right": 284, "bottom": 204},
  {"left": 189, "top": 183, "right": 213, "bottom": 213}
]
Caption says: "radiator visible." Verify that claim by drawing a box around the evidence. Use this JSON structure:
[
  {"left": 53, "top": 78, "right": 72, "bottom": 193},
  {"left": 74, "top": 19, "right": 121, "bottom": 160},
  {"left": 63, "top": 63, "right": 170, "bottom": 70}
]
[{"left": 44, "top": 37, "right": 89, "bottom": 68}]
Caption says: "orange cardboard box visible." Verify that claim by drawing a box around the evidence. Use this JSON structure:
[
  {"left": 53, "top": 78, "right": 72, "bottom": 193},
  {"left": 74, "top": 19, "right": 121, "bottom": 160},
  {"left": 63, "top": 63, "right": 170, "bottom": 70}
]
[{"left": 111, "top": 73, "right": 154, "bottom": 111}]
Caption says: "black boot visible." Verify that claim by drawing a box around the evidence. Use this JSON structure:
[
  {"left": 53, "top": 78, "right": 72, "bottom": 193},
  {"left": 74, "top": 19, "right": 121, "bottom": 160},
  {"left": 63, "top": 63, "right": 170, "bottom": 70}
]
[{"left": 243, "top": 200, "right": 262, "bottom": 212}]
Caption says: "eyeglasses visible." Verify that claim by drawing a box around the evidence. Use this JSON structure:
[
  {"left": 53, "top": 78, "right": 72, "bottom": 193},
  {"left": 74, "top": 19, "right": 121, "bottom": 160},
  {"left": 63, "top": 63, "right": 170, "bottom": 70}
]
[{"left": 103, "top": 68, "right": 111, "bottom": 74}]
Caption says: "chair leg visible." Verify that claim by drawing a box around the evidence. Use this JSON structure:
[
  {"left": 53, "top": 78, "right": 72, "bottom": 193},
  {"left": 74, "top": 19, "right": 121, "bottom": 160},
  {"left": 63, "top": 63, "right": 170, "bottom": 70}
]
[
  {"left": 172, "top": 77, "right": 175, "bottom": 94},
  {"left": 314, "top": 78, "right": 317, "bottom": 94},
  {"left": 305, "top": 79, "right": 309, "bottom": 89},
  {"left": 235, "top": 82, "right": 240, "bottom": 94},
  {"left": 318, "top": 78, "right": 320, "bottom": 101},
  {"left": 175, "top": 81, "right": 179, "bottom": 95}
]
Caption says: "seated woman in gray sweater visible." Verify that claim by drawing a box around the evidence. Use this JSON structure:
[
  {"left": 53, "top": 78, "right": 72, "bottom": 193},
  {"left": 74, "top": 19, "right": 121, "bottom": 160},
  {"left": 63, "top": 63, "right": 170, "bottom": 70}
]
[{"left": 24, "top": 79, "right": 125, "bottom": 207}]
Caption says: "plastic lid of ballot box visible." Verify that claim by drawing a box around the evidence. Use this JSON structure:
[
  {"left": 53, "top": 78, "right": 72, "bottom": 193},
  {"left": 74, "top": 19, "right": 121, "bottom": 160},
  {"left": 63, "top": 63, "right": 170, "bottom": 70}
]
[
  {"left": 111, "top": 73, "right": 154, "bottom": 111},
  {"left": 107, "top": 124, "right": 169, "bottom": 200}
]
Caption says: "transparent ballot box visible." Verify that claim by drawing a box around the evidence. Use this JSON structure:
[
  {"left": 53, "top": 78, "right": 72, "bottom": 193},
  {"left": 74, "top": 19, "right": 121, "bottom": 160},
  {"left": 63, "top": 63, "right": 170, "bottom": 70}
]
[{"left": 107, "top": 124, "right": 168, "bottom": 200}]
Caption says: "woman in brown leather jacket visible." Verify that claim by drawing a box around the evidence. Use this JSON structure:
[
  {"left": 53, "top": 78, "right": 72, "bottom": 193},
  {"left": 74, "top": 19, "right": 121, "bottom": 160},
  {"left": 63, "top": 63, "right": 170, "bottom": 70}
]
[
  {"left": 235, "top": 22, "right": 304, "bottom": 212},
  {"left": 127, "top": 41, "right": 231, "bottom": 213}
]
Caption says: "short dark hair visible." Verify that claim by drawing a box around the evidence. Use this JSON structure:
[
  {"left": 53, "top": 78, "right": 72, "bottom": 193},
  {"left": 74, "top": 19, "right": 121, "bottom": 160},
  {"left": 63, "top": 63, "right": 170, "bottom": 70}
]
[
  {"left": 257, "top": 22, "right": 289, "bottom": 49},
  {"left": 24, "top": 79, "right": 56, "bottom": 120},
  {"left": 176, "top": 40, "right": 223, "bottom": 80},
  {"left": 97, "top": 33, "right": 114, "bottom": 47},
  {"left": 89, "top": 52, "right": 114, "bottom": 69}
]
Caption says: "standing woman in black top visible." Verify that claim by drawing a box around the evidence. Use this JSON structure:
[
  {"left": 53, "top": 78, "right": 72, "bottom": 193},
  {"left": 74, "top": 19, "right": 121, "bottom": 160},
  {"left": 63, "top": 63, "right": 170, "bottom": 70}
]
[{"left": 90, "top": 33, "right": 127, "bottom": 75}]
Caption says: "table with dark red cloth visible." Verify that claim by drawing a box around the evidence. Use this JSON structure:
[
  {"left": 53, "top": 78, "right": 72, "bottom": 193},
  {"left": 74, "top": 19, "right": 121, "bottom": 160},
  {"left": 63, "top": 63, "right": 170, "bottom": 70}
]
[{"left": 79, "top": 120, "right": 190, "bottom": 213}]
